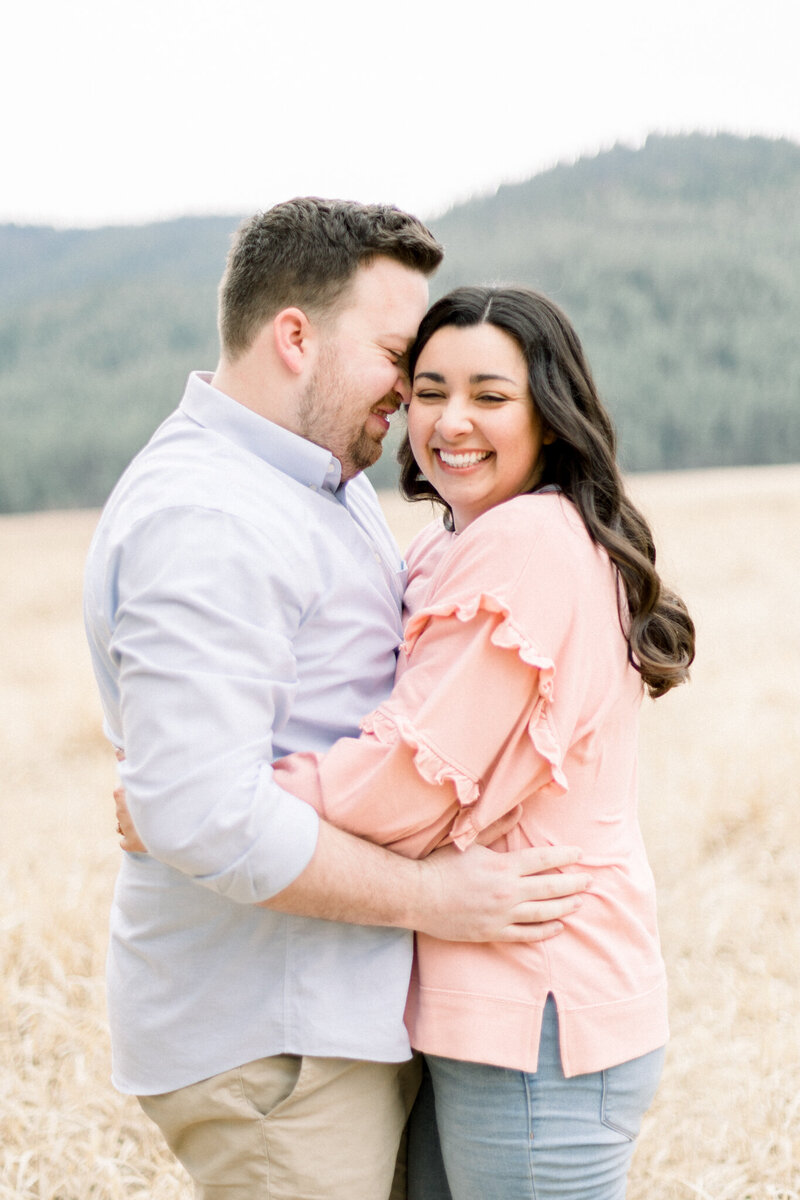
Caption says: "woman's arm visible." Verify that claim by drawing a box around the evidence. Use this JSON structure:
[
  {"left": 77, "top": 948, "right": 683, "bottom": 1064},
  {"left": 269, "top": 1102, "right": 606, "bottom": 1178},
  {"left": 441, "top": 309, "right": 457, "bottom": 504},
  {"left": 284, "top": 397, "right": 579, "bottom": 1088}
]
[{"left": 272, "top": 602, "right": 561, "bottom": 859}]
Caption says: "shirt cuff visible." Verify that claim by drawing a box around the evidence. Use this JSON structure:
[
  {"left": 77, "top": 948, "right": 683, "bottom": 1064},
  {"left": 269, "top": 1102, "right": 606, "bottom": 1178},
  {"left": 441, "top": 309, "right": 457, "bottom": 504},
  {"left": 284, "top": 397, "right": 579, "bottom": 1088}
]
[{"left": 196, "top": 776, "right": 321, "bottom": 904}]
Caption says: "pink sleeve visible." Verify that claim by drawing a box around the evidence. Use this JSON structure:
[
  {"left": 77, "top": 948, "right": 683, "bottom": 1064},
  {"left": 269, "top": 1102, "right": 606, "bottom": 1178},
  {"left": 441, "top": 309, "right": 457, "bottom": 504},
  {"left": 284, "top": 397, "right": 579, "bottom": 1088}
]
[{"left": 272, "top": 595, "right": 567, "bottom": 859}]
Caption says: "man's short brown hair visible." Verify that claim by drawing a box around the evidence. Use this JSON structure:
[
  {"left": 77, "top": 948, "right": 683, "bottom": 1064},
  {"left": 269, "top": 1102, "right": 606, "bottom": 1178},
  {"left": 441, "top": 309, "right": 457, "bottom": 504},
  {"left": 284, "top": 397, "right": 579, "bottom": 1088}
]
[{"left": 218, "top": 197, "right": 443, "bottom": 358}]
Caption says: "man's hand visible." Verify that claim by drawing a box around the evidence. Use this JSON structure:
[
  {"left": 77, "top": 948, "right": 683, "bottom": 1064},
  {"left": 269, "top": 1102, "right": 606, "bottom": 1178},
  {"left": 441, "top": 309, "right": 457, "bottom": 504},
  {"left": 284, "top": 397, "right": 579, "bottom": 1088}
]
[{"left": 410, "top": 842, "right": 589, "bottom": 944}]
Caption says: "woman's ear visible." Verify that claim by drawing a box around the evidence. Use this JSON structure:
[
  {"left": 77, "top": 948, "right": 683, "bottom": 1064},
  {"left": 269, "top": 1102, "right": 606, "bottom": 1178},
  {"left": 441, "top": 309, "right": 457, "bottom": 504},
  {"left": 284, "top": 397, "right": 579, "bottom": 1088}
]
[{"left": 272, "top": 307, "right": 313, "bottom": 375}]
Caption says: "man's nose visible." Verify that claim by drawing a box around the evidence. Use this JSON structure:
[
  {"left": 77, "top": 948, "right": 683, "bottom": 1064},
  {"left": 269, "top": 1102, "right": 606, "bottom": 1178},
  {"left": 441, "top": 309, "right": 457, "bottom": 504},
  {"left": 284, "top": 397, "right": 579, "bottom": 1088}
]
[{"left": 393, "top": 371, "right": 412, "bottom": 406}]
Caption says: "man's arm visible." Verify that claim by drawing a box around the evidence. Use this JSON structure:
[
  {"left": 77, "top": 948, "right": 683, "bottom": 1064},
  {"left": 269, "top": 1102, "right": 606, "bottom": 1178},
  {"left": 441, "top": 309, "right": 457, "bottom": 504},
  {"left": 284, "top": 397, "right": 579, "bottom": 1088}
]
[
  {"left": 265, "top": 819, "right": 588, "bottom": 943},
  {"left": 115, "top": 787, "right": 588, "bottom": 941},
  {"left": 109, "top": 508, "right": 322, "bottom": 901}
]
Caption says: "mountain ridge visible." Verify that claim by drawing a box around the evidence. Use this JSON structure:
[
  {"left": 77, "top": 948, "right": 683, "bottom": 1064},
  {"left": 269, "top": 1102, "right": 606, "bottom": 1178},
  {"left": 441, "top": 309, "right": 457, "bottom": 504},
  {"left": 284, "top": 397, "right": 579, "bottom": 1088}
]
[{"left": 1, "top": 132, "right": 798, "bottom": 511}]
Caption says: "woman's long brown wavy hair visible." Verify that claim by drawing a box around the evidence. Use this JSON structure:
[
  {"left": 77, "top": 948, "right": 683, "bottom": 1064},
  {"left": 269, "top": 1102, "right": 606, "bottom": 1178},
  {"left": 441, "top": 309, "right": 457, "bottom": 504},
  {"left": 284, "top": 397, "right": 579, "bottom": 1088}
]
[{"left": 398, "top": 286, "right": 695, "bottom": 698}]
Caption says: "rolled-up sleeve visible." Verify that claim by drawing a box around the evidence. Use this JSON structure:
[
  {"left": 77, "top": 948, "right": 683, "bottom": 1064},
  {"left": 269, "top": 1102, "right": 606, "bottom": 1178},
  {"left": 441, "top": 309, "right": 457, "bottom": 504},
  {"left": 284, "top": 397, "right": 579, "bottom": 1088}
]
[{"left": 110, "top": 505, "right": 320, "bottom": 902}]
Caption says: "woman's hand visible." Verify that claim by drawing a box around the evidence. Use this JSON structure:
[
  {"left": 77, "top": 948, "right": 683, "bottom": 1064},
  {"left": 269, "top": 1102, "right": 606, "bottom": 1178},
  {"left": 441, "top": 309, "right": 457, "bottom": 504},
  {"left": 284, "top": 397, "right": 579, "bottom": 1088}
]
[
  {"left": 115, "top": 783, "right": 148, "bottom": 853},
  {"left": 113, "top": 749, "right": 148, "bottom": 853}
]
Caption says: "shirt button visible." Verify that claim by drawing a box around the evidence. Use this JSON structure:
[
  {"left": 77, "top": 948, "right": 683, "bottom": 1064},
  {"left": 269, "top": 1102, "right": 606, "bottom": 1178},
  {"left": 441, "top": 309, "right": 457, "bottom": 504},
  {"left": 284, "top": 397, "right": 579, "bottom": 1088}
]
[{"left": 309, "top": 484, "right": 317, "bottom": 491}]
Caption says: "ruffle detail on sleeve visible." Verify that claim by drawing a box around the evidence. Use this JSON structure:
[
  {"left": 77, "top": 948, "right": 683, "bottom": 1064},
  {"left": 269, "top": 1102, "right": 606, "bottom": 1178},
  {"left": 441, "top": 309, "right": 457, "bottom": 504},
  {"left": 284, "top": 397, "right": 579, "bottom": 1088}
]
[
  {"left": 360, "top": 706, "right": 481, "bottom": 809},
  {"left": 403, "top": 592, "right": 558, "bottom": 701},
  {"left": 365, "top": 593, "right": 569, "bottom": 850}
]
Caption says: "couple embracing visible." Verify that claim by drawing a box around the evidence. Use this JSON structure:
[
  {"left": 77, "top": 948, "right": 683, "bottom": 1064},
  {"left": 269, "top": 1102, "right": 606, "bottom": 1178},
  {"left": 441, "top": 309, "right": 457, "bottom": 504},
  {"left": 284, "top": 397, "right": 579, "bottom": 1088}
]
[{"left": 85, "top": 197, "right": 694, "bottom": 1199}]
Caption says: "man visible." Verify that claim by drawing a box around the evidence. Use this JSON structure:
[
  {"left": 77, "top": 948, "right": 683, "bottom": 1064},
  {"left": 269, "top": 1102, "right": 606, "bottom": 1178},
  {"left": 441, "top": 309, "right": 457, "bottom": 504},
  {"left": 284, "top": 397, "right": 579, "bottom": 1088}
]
[{"left": 85, "top": 198, "right": 586, "bottom": 1199}]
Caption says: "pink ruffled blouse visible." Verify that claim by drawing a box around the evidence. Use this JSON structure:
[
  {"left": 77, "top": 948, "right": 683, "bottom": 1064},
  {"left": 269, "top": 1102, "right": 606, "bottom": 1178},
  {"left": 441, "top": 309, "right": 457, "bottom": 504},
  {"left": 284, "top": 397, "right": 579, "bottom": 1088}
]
[{"left": 273, "top": 492, "right": 668, "bottom": 1076}]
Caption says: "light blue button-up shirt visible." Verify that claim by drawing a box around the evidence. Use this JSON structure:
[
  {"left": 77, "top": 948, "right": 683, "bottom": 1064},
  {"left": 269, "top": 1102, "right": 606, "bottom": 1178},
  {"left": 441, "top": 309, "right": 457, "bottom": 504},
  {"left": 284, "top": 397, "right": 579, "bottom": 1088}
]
[{"left": 84, "top": 372, "right": 413, "bottom": 1094}]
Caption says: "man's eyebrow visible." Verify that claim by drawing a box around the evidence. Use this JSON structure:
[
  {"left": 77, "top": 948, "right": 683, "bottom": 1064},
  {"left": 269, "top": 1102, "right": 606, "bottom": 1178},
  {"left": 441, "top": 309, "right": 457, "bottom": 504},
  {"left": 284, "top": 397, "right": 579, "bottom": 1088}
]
[{"left": 381, "top": 333, "right": 415, "bottom": 346}]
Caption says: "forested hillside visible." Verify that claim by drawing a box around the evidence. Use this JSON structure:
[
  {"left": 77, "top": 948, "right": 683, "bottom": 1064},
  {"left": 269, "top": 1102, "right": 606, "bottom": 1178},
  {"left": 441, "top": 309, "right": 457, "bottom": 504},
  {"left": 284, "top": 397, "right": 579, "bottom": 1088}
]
[{"left": 1, "top": 133, "right": 798, "bottom": 511}]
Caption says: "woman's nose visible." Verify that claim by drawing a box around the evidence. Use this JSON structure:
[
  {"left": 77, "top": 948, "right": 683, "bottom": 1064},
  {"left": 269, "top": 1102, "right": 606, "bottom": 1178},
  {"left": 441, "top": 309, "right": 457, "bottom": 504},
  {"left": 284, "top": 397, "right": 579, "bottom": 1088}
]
[{"left": 436, "top": 397, "right": 473, "bottom": 439}]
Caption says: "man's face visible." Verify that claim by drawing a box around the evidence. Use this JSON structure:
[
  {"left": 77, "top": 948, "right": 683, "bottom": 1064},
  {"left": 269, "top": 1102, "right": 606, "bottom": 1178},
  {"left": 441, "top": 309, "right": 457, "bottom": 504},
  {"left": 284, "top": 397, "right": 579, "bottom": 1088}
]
[{"left": 297, "top": 257, "right": 429, "bottom": 480}]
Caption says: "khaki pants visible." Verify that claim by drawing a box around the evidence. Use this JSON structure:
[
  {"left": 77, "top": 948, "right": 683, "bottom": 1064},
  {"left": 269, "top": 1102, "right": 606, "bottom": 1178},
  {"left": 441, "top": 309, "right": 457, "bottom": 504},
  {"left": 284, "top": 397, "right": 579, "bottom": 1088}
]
[{"left": 139, "top": 1054, "right": 421, "bottom": 1200}]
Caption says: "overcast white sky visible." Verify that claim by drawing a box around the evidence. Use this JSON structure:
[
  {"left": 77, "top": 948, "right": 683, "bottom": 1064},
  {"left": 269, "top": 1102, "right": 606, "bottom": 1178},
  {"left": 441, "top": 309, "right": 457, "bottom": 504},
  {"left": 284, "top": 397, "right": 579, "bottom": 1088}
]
[{"left": 3, "top": 0, "right": 799, "bottom": 229}]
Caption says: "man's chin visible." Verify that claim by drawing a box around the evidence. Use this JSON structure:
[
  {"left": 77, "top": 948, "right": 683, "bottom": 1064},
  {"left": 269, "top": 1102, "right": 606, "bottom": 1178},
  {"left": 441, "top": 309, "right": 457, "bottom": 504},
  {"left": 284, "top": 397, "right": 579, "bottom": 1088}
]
[{"left": 341, "top": 435, "right": 384, "bottom": 480}]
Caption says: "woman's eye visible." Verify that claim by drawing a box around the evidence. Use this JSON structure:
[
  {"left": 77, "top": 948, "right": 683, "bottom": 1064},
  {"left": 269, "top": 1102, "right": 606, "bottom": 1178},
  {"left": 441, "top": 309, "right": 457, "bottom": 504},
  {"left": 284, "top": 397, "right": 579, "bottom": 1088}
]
[
  {"left": 411, "top": 390, "right": 444, "bottom": 402},
  {"left": 477, "top": 393, "right": 508, "bottom": 404}
]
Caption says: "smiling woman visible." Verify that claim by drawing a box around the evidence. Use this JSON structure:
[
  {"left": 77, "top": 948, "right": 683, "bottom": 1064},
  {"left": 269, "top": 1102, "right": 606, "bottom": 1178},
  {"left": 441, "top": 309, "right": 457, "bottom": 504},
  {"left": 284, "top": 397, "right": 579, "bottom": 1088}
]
[{"left": 272, "top": 285, "right": 696, "bottom": 1199}]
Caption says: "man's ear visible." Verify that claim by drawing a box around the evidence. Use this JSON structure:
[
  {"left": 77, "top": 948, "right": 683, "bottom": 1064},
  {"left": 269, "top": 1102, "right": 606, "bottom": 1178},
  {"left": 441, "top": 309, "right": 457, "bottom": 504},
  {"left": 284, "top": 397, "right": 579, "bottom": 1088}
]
[{"left": 272, "top": 307, "right": 314, "bottom": 375}]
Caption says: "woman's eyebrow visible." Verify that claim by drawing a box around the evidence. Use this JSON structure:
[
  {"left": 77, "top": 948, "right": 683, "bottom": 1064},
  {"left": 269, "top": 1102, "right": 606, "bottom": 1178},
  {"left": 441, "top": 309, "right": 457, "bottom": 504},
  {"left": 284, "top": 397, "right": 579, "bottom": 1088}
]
[{"left": 413, "top": 371, "right": 518, "bottom": 384}]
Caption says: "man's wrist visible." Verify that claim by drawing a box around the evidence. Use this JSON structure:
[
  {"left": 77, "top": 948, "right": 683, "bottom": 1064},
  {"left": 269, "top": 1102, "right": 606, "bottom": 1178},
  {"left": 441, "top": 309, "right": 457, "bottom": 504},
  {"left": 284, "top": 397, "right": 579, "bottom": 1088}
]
[
  {"left": 263, "top": 820, "right": 427, "bottom": 930},
  {"left": 397, "top": 854, "right": 443, "bottom": 935},
  {"left": 385, "top": 854, "right": 430, "bottom": 932}
]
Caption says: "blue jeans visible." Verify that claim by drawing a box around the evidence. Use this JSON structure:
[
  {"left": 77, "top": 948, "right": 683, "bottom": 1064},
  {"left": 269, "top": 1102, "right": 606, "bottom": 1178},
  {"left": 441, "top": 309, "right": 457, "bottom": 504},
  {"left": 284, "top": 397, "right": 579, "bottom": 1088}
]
[{"left": 407, "top": 996, "right": 664, "bottom": 1200}]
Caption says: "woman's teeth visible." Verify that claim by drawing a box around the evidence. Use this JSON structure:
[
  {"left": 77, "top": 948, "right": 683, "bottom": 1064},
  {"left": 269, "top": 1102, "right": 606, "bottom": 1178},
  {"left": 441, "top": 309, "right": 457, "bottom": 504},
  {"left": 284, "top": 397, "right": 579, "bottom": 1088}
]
[{"left": 437, "top": 450, "right": 491, "bottom": 467}]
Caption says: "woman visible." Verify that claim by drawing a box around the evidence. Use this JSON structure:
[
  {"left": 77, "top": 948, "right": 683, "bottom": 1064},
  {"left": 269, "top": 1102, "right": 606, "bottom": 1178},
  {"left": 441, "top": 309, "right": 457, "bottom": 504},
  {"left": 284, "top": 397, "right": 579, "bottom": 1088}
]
[
  {"left": 119, "top": 285, "right": 694, "bottom": 1197},
  {"left": 270, "top": 286, "right": 695, "bottom": 1199}
]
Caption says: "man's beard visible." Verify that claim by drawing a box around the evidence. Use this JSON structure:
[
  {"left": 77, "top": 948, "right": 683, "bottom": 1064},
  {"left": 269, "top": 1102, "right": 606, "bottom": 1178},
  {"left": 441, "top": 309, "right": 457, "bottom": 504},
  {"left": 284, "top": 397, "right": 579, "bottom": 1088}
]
[
  {"left": 297, "top": 349, "right": 386, "bottom": 480},
  {"left": 342, "top": 426, "right": 383, "bottom": 477}
]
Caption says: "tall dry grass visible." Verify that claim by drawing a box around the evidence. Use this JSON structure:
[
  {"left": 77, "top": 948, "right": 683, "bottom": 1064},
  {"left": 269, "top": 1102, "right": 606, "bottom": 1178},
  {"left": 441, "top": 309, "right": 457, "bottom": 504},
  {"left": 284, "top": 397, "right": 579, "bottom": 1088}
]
[{"left": 1, "top": 465, "right": 798, "bottom": 1198}]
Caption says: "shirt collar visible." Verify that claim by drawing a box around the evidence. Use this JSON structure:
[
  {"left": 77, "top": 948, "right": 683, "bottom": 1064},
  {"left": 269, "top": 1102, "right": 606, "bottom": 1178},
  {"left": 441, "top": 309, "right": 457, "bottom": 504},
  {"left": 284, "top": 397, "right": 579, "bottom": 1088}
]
[{"left": 179, "top": 371, "right": 343, "bottom": 493}]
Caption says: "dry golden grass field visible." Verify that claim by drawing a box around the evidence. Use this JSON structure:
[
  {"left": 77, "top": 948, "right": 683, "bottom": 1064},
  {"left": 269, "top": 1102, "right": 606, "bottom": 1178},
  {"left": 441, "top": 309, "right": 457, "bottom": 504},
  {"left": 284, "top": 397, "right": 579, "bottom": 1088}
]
[{"left": 1, "top": 464, "right": 798, "bottom": 1198}]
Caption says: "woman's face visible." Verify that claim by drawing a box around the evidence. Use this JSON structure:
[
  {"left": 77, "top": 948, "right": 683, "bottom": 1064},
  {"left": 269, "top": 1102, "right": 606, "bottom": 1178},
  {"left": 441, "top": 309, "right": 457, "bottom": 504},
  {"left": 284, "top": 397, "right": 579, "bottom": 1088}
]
[{"left": 408, "top": 322, "right": 552, "bottom": 532}]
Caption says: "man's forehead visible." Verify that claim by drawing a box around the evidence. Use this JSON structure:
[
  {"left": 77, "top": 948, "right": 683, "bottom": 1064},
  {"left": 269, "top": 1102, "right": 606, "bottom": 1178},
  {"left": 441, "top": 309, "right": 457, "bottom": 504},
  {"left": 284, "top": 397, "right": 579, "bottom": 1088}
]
[{"left": 340, "top": 257, "right": 428, "bottom": 332}]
